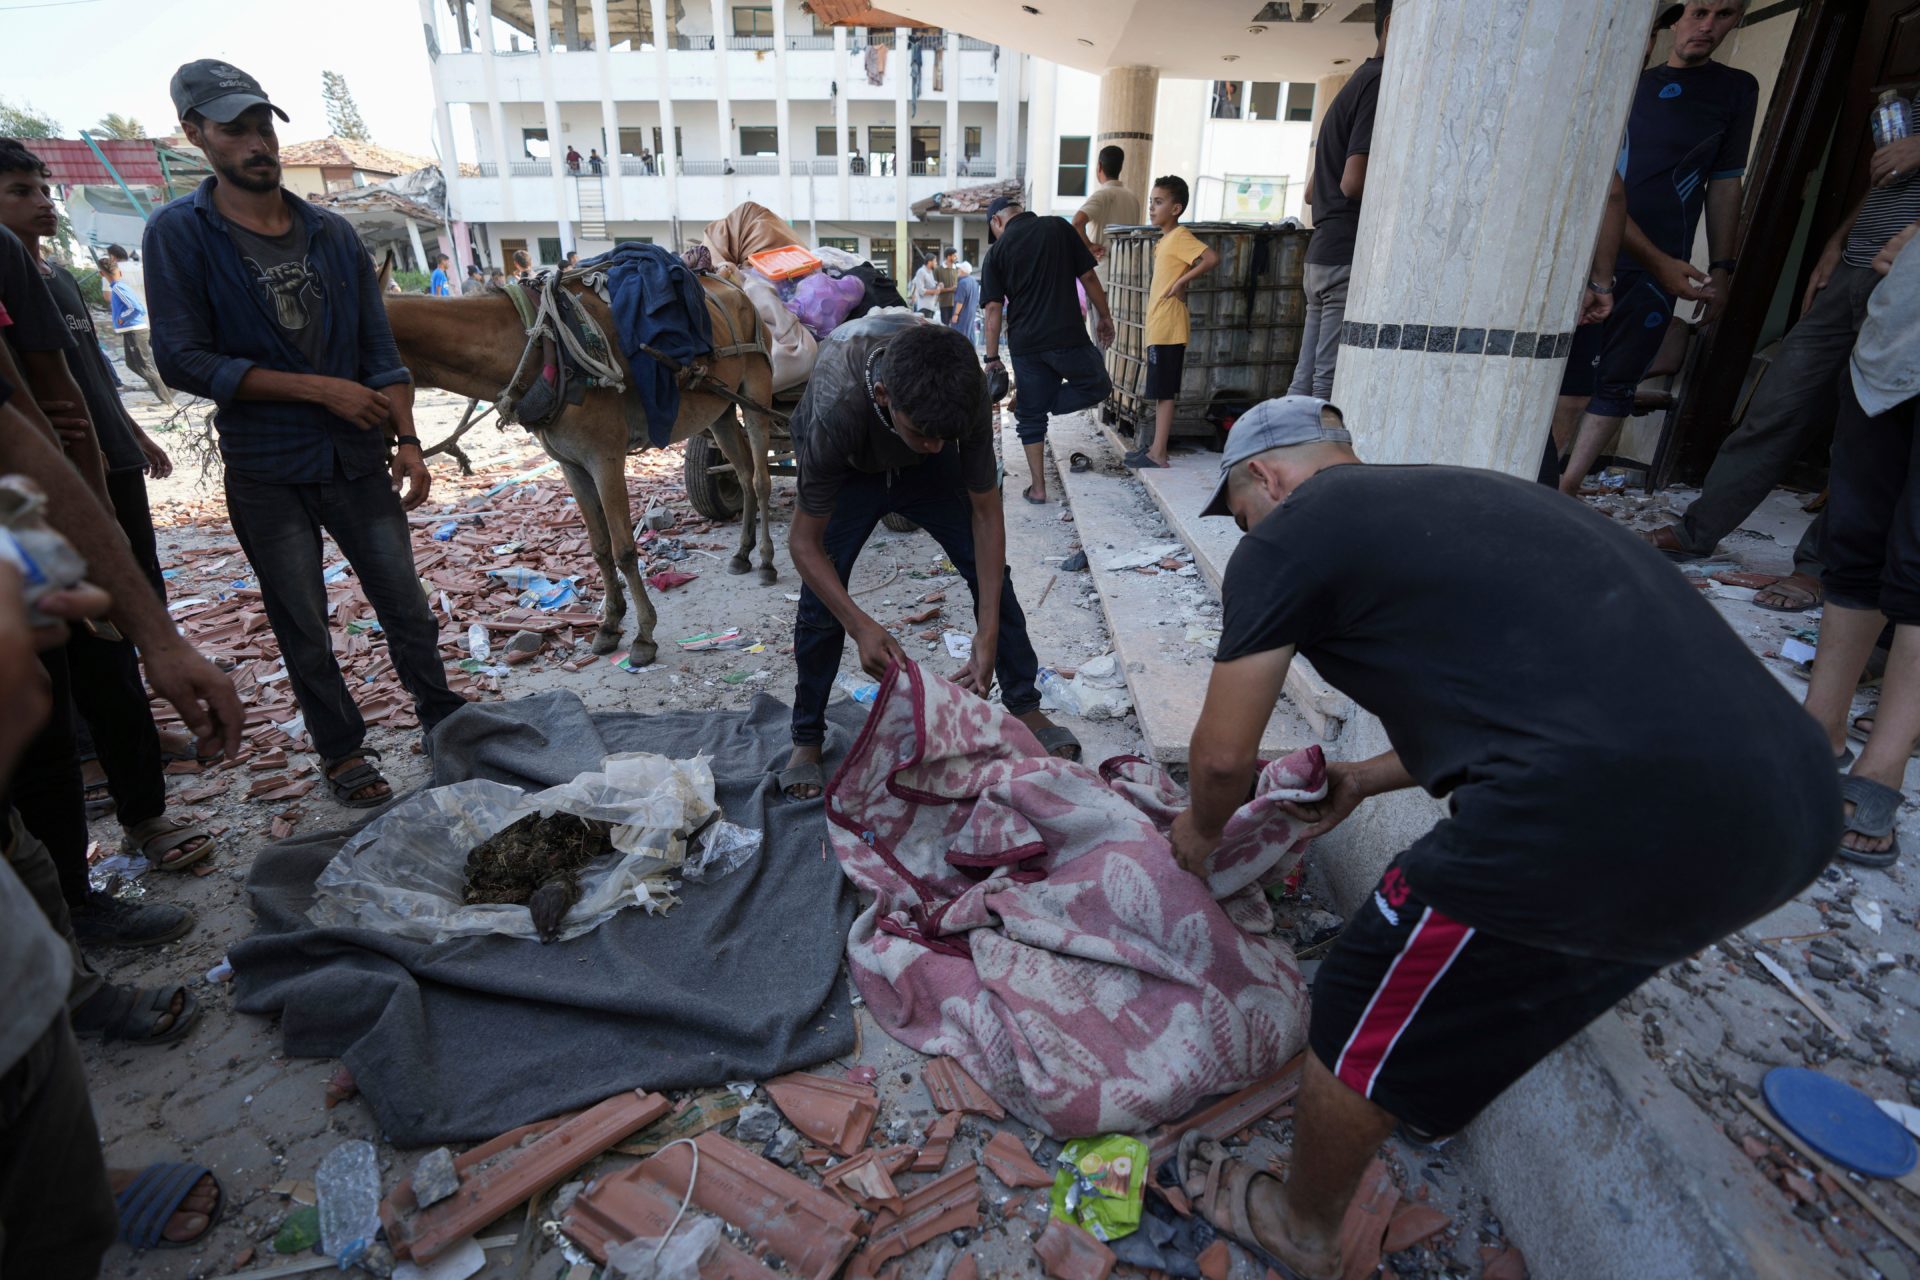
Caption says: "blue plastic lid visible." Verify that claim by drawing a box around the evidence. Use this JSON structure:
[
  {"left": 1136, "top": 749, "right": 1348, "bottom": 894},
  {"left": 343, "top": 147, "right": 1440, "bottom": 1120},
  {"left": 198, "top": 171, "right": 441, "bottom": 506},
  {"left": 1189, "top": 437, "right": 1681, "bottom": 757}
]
[{"left": 1763, "top": 1067, "right": 1918, "bottom": 1178}]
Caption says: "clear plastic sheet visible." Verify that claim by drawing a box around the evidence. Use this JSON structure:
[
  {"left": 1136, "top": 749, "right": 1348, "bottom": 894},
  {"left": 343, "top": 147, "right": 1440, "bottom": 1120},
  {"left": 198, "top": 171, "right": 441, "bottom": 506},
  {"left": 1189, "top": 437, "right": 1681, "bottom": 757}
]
[{"left": 309, "top": 753, "right": 762, "bottom": 944}]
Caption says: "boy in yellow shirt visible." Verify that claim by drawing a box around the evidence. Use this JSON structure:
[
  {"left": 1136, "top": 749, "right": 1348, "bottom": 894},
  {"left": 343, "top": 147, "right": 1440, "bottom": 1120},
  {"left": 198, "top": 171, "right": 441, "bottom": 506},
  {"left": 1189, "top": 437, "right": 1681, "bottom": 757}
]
[{"left": 1127, "top": 176, "right": 1220, "bottom": 469}]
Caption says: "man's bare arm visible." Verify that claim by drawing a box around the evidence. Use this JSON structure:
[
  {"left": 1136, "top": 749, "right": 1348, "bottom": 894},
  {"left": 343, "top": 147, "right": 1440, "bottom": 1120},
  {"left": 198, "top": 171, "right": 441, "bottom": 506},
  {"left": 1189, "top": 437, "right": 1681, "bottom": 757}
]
[
  {"left": 1339, "top": 153, "right": 1369, "bottom": 200},
  {"left": 983, "top": 300, "right": 1005, "bottom": 359},
  {"left": 17, "top": 348, "right": 108, "bottom": 502},
  {"left": 1701, "top": 176, "right": 1742, "bottom": 321},
  {"left": 0, "top": 399, "right": 242, "bottom": 752}
]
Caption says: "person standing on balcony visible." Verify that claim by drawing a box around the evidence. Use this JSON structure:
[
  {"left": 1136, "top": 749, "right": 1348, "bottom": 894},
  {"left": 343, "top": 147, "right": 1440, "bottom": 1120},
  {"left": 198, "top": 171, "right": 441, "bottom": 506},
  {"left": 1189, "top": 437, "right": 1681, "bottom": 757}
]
[
  {"left": 641, "top": 148, "right": 655, "bottom": 176},
  {"left": 1289, "top": 0, "right": 1390, "bottom": 400},
  {"left": 589, "top": 149, "right": 603, "bottom": 176},
  {"left": 565, "top": 145, "right": 582, "bottom": 175}
]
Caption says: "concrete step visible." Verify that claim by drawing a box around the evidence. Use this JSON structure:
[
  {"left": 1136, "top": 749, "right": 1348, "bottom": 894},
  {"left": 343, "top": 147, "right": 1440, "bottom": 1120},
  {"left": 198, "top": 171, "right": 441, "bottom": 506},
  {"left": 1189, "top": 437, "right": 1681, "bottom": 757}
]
[
  {"left": 1041, "top": 412, "right": 1318, "bottom": 764},
  {"left": 1088, "top": 417, "right": 1353, "bottom": 739}
]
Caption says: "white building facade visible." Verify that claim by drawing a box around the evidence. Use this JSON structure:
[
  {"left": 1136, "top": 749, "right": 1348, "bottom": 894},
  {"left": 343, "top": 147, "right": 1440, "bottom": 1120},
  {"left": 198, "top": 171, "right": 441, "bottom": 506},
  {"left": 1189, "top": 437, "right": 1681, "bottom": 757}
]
[{"left": 416, "top": 0, "right": 1031, "bottom": 283}]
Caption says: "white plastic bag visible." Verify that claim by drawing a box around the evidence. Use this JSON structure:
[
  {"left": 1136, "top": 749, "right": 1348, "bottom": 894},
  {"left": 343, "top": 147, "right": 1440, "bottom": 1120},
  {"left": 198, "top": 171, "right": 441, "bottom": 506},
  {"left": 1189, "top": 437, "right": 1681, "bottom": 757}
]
[{"left": 309, "top": 753, "right": 761, "bottom": 943}]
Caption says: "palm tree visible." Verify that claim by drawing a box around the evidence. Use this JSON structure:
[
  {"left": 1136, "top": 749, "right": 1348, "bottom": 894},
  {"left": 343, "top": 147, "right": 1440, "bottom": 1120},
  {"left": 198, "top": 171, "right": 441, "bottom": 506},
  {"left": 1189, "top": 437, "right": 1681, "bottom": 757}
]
[{"left": 95, "top": 113, "right": 148, "bottom": 140}]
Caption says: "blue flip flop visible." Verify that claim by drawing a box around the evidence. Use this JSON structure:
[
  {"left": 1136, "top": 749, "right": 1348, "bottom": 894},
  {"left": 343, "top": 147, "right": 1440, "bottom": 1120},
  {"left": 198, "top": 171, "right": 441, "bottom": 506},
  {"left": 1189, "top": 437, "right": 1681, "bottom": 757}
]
[{"left": 116, "top": 1162, "right": 221, "bottom": 1250}]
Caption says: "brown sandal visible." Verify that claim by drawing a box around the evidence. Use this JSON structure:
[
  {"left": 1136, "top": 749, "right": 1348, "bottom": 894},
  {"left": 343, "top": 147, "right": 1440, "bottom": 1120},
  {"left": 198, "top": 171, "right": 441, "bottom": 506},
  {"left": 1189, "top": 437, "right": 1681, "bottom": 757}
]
[
  {"left": 122, "top": 816, "right": 216, "bottom": 872},
  {"left": 1177, "top": 1132, "right": 1305, "bottom": 1279}
]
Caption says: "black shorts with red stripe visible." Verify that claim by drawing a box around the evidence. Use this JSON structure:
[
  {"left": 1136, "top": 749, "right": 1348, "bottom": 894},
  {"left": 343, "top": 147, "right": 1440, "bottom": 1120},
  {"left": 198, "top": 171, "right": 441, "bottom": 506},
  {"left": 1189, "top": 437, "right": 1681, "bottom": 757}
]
[{"left": 1307, "top": 859, "right": 1660, "bottom": 1139}]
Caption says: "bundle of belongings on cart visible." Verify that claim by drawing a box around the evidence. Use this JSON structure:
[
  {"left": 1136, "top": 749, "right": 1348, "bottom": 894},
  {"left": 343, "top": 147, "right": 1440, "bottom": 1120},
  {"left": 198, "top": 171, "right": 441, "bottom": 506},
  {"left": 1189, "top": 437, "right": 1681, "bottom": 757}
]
[
  {"left": 828, "top": 659, "right": 1324, "bottom": 1137},
  {"left": 685, "top": 202, "right": 910, "bottom": 393}
]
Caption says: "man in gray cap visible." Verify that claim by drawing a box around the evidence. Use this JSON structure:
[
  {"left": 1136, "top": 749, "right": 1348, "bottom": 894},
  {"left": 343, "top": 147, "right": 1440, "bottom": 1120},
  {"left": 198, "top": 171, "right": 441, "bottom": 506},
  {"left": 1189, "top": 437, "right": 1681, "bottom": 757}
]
[
  {"left": 1163, "top": 395, "right": 1836, "bottom": 1278},
  {"left": 145, "top": 61, "right": 463, "bottom": 807}
]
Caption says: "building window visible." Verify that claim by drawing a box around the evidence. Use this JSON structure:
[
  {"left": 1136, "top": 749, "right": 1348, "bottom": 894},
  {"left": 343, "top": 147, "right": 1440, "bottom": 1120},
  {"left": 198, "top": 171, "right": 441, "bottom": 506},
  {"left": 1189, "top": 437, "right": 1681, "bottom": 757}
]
[
  {"left": 812, "top": 14, "right": 836, "bottom": 36},
  {"left": 522, "top": 127, "right": 550, "bottom": 159},
  {"left": 739, "top": 126, "right": 779, "bottom": 155},
  {"left": 1057, "top": 136, "right": 1090, "bottom": 198},
  {"left": 537, "top": 236, "right": 563, "bottom": 264},
  {"left": 618, "top": 127, "right": 650, "bottom": 158},
  {"left": 732, "top": 5, "right": 772, "bottom": 36},
  {"left": 819, "top": 236, "right": 858, "bottom": 253},
  {"left": 962, "top": 237, "right": 980, "bottom": 263},
  {"left": 870, "top": 236, "right": 896, "bottom": 264},
  {"left": 911, "top": 125, "right": 941, "bottom": 170},
  {"left": 868, "top": 125, "right": 895, "bottom": 156},
  {"left": 1285, "top": 82, "right": 1315, "bottom": 122},
  {"left": 1210, "top": 81, "right": 1242, "bottom": 119},
  {"left": 652, "top": 125, "right": 683, "bottom": 158},
  {"left": 912, "top": 238, "right": 942, "bottom": 265},
  {"left": 815, "top": 126, "right": 854, "bottom": 156},
  {"left": 1248, "top": 82, "right": 1282, "bottom": 121},
  {"left": 964, "top": 126, "right": 982, "bottom": 158}
]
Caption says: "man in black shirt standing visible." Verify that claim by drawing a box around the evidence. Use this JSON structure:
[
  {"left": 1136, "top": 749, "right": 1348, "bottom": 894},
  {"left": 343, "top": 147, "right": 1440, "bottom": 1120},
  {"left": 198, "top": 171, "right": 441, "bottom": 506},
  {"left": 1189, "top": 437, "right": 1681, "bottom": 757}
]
[
  {"left": 1288, "top": 0, "right": 1389, "bottom": 399},
  {"left": 777, "top": 313, "right": 1079, "bottom": 799},
  {"left": 979, "top": 195, "right": 1114, "bottom": 505},
  {"left": 1165, "top": 396, "right": 1835, "bottom": 1278}
]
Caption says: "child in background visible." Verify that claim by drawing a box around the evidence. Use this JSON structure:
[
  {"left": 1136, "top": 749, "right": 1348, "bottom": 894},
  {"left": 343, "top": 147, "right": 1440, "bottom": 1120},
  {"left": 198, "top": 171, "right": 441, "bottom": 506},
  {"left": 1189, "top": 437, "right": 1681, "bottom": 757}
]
[{"left": 1127, "top": 175, "right": 1219, "bottom": 470}]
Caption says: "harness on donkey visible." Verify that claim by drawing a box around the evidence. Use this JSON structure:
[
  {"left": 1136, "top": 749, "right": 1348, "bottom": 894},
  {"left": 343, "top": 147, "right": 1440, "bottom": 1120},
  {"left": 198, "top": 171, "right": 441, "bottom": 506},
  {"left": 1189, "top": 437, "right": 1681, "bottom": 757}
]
[{"left": 493, "top": 266, "right": 789, "bottom": 449}]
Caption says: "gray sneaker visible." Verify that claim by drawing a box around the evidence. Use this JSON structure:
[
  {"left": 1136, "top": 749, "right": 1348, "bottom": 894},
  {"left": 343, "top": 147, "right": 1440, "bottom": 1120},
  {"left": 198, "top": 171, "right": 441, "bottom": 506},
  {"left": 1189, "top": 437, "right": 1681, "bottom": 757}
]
[{"left": 69, "top": 893, "right": 194, "bottom": 948}]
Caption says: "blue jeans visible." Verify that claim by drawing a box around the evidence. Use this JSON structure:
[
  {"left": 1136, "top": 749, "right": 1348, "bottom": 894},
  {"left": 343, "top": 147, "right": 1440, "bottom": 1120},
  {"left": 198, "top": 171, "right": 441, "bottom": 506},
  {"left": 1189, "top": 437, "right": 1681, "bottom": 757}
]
[
  {"left": 791, "top": 448, "right": 1041, "bottom": 746},
  {"left": 1010, "top": 343, "right": 1112, "bottom": 446},
  {"left": 225, "top": 460, "right": 465, "bottom": 761}
]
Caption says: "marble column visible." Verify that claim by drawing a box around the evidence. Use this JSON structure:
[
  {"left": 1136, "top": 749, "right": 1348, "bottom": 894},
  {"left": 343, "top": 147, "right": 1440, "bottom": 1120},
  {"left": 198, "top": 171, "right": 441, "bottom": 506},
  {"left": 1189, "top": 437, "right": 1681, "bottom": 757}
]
[
  {"left": 773, "top": 0, "right": 794, "bottom": 215},
  {"left": 710, "top": 0, "right": 735, "bottom": 208},
  {"left": 529, "top": 0, "right": 574, "bottom": 254},
  {"left": 475, "top": 0, "right": 515, "bottom": 221},
  {"left": 590, "top": 0, "right": 625, "bottom": 219},
  {"left": 1096, "top": 64, "right": 1158, "bottom": 215},
  {"left": 417, "top": 0, "right": 466, "bottom": 265},
  {"left": 648, "top": 0, "right": 683, "bottom": 246},
  {"left": 1333, "top": 0, "right": 1649, "bottom": 477},
  {"left": 833, "top": 26, "right": 851, "bottom": 221},
  {"left": 894, "top": 27, "right": 910, "bottom": 286}
]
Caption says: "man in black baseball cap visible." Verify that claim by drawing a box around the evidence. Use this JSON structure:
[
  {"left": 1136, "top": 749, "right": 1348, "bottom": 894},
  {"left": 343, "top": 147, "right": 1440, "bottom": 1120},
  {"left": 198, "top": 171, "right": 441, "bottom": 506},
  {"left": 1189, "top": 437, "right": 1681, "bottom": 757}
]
[
  {"left": 144, "top": 60, "right": 463, "bottom": 808},
  {"left": 1163, "top": 397, "right": 1835, "bottom": 1276},
  {"left": 168, "top": 59, "right": 290, "bottom": 126}
]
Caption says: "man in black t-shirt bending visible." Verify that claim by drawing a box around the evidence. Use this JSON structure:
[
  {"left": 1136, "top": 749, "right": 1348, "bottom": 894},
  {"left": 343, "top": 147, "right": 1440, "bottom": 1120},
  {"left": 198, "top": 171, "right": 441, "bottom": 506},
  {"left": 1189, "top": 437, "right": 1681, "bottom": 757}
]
[
  {"left": 1165, "top": 395, "right": 1836, "bottom": 1279},
  {"left": 777, "top": 314, "right": 1079, "bottom": 800}
]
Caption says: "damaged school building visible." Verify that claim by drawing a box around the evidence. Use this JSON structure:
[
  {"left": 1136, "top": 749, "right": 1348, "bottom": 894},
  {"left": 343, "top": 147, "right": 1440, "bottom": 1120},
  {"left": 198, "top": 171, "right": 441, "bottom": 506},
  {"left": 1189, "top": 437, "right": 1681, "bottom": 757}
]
[{"left": 42, "top": 1, "right": 1920, "bottom": 1279}]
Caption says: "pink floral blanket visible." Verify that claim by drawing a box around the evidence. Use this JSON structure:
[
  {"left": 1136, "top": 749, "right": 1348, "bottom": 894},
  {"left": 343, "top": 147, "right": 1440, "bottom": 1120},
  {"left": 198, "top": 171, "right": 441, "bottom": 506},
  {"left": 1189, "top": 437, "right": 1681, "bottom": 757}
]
[{"left": 826, "top": 660, "right": 1325, "bottom": 1137}]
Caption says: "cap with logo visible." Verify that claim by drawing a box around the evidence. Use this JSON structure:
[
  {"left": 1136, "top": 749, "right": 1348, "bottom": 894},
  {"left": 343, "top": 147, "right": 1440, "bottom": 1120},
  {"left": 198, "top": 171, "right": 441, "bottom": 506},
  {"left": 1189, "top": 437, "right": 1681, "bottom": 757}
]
[
  {"left": 1198, "top": 395, "right": 1353, "bottom": 518},
  {"left": 985, "top": 195, "right": 1022, "bottom": 244},
  {"left": 169, "top": 60, "right": 289, "bottom": 125}
]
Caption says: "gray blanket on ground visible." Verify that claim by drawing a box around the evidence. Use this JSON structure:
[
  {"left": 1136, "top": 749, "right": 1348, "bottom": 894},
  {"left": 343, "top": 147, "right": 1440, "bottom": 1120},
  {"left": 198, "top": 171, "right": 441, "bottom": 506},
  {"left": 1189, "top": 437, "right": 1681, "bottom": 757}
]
[{"left": 232, "top": 690, "right": 861, "bottom": 1146}]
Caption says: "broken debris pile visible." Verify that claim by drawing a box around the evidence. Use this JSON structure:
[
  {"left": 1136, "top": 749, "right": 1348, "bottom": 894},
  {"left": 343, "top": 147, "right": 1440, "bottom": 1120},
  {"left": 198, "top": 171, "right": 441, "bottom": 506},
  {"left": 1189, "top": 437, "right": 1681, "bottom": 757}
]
[
  {"left": 310, "top": 750, "right": 758, "bottom": 944},
  {"left": 828, "top": 659, "right": 1320, "bottom": 1137}
]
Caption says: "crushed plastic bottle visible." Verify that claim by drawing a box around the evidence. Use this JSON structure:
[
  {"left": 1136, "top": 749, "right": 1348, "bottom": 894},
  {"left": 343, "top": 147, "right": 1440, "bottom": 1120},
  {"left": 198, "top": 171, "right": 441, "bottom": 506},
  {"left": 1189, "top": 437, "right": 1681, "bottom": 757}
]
[
  {"left": 432, "top": 520, "right": 459, "bottom": 541},
  {"left": 315, "top": 1138, "right": 381, "bottom": 1267},
  {"left": 1036, "top": 668, "right": 1080, "bottom": 716},
  {"left": 466, "top": 623, "right": 491, "bottom": 663},
  {"left": 835, "top": 672, "right": 880, "bottom": 705}
]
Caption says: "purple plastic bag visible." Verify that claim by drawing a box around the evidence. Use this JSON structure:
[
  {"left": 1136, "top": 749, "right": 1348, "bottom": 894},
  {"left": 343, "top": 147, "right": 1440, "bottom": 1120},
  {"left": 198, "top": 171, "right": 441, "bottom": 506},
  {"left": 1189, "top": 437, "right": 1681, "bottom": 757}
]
[{"left": 788, "top": 272, "right": 866, "bottom": 339}]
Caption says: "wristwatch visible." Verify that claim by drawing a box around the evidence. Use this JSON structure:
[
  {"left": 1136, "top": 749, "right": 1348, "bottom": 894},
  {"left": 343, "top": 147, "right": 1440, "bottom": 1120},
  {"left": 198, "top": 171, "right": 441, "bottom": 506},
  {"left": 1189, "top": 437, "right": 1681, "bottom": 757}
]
[
  {"left": 984, "top": 354, "right": 1003, "bottom": 366},
  {"left": 393, "top": 434, "right": 422, "bottom": 449},
  {"left": 1587, "top": 279, "right": 1614, "bottom": 295},
  {"left": 1709, "top": 259, "right": 1738, "bottom": 273}
]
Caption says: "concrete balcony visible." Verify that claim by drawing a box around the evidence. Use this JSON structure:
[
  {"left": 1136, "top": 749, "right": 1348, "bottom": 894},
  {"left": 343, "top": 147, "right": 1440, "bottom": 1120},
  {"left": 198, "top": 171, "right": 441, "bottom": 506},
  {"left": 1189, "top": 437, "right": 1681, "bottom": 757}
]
[
  {"left": 447, "top": 168, "right": 963, "bottom": 228},
  {"left": 435, "top": 45, "right": 1006, "bottom": 106}
]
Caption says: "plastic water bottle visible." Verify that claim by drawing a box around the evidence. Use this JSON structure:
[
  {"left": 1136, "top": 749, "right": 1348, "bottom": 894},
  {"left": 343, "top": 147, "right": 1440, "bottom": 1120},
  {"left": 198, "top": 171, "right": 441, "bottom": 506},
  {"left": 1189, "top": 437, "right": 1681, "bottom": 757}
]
[
  {"left": 467, "top": 623, "right": 491, "bottom": 662},
  {"left": 1874, "top": 89, "right": 1913, "bottom": 149},
  {"left": 315, "top": 1139, "right": 381, "bottom": 1267},
  {"left": 1036, "top": 668, "right": 1080, "bottom": 716},
  {"left": 835, "top": 672, "right": 880, "bottom": 705}
]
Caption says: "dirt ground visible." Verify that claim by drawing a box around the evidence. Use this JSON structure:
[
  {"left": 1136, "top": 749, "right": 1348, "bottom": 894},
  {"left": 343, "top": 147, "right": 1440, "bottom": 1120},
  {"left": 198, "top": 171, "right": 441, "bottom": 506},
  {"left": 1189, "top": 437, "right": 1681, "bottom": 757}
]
[{"left": 77, "top": 387, "right": 1518, "bottom": 1280}]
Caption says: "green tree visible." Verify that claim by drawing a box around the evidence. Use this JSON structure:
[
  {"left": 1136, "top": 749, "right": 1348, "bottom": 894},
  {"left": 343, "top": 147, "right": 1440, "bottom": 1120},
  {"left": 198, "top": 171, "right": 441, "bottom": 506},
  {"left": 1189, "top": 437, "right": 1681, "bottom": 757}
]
[
  {"left": 0, "top": 97, "right": 60, "bottom": 139},
  {"left": 95, "top": 113, "right": 147, "bottom": 140},
  {"left": 321, "top": 71, "right": 372, "bottom": 141}
]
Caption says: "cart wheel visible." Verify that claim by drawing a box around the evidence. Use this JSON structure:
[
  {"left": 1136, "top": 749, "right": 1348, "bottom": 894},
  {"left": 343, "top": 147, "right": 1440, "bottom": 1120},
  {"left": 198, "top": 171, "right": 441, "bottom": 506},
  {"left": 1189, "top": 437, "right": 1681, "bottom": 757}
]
[
  {"left": 881, "top": 513, "right": 919, "bottom": 534},
  {"left": 684, "top": 430, "right": 743, "bottom": 521}
]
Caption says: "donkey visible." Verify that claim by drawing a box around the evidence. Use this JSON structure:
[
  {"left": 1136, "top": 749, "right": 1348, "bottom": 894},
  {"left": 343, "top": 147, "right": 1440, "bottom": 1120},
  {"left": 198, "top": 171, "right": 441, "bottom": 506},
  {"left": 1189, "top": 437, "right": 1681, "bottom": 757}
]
[{"left": 379, "top": 259, "right": 778, "bottom": 668}]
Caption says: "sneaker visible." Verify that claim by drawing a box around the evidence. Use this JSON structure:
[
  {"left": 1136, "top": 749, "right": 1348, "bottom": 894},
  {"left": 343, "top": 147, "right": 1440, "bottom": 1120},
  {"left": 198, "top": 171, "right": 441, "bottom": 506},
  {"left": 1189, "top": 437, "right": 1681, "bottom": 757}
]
[{"left": 69, "top": 892, "right": 194, "bottom": 949}]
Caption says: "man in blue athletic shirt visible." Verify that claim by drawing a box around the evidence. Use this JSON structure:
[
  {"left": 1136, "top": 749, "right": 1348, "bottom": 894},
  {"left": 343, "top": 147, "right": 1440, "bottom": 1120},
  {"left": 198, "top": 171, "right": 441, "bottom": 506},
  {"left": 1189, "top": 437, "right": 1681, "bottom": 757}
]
[{"left": 1554, "top": 0, "right": 1755, "bottom": 495}]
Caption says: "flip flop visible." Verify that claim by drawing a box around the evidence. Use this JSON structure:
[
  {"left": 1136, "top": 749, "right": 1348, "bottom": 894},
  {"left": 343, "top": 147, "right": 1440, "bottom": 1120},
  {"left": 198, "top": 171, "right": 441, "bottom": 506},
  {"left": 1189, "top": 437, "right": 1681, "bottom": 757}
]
[
  {"left": 778, "top": 760, "right": 824, "bottom": 801},
  {"left": 1838, "top": 774, "right": 1904, "bottom": 868},
  {"left": 1755, "top": 577, "right": 1823, "bottom": 613},
  {"left": 115, "top": 1163, "right": 222, "bottom": 1250},
  {"left": 1176, "top": 1132, "right": 1305, "bottom": 1280},
  {"left": 85, "top": 775, "right": 116, "bottom": 820},
  {"left": 1024, "top": 491, "right": 1049, "bottom": 505}
]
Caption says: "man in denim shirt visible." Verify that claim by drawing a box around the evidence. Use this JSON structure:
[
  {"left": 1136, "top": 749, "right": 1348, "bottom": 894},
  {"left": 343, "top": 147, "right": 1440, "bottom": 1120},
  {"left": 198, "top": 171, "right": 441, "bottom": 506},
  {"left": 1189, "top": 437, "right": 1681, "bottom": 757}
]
[{"left": 147, "top": 60, "right": 462, "bottom": 806}]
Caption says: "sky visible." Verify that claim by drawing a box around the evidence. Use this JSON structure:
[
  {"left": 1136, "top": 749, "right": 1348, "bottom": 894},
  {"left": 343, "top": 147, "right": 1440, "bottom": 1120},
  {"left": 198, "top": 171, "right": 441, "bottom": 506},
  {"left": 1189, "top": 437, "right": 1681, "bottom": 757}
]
[{"left": 2, "top": 0, "right": 443, "bottom": 156}]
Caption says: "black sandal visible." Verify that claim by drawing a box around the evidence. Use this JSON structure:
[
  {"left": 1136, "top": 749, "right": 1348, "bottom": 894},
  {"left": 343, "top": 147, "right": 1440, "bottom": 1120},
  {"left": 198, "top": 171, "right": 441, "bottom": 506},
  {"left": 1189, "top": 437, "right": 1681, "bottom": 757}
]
[
  {"left": 322, "top": 748, "right": 391, "bottom": 809},
  {"left": 1839, "top": 774, "right": 1904, "bottom": 868},
  {"left": 72, "top": 982, "right": 201, "bottom": 1046}
]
